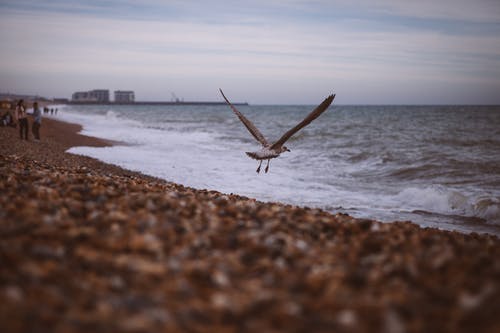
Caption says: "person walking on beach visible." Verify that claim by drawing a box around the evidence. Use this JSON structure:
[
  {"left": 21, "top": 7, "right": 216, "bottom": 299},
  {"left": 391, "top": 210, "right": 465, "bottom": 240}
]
[
  {"left": 31, "top": 102, "right": 42, "bottom": 141},
  {"left": 15, "top": 100, "right": 29, "bottom": 140}
]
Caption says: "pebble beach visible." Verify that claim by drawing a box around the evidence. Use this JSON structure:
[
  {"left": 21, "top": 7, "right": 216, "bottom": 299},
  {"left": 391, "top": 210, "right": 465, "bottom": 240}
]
[{"left": 1, "top": 118, "right": 500, "bottom": 332}]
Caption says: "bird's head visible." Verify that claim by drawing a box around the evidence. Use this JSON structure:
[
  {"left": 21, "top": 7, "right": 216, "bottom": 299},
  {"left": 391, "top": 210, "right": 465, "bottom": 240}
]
[{"left": 281, "top": 146, "right": 291, "bottom": 153}]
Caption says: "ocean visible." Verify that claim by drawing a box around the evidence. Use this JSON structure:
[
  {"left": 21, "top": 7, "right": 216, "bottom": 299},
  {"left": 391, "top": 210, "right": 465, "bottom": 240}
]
[{"left": 53, "top": 103, "right": 500, "bottom": 236}]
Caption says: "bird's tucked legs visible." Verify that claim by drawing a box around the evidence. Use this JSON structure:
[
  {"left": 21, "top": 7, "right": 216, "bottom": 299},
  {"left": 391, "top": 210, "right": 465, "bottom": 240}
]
[
  {"left": 265, "top": 159, "right": 270, "bottom": 173},
  {"left": 256, "top": 160, "right": 262, "bottom": 173}
]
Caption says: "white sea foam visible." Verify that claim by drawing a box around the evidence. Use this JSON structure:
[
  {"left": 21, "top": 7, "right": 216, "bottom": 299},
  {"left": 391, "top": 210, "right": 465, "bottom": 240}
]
[
  {"left": 392, "top": 186, "right": 500, "bottom": 226},
  {"left": 396, "top": 186, "right": 469, "bottom": 214},
  {"left": 473, "top": 198, "right": 500, "bottom": 224}
]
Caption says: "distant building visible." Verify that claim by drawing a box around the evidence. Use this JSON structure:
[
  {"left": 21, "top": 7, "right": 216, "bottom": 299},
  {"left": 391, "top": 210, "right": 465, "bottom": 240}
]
[
  {"left": 114, "top": 90, "right": 135, "bottom": 103},
  {"left": 91, "top": 89, "right": 109, "bottom": 102},
  {"left": 72, "top": 91, "right": 91, "bottom": 102},
  {"left": 72, "top": 89, "right": 110, "bottom": 103}
]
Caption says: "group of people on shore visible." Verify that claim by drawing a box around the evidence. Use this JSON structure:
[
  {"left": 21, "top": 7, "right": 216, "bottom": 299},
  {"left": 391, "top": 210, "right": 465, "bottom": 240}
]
[
  {"left": 43, "top": 107, "right": 58, "bottom": 115},
  {"left": 0, "top": 100, "right": 46, "bottom": 141}
]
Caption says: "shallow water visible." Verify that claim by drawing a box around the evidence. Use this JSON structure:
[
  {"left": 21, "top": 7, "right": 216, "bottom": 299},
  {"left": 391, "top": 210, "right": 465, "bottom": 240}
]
[{"left": 53, "top": 103, "right": 500, "bottom": 235}]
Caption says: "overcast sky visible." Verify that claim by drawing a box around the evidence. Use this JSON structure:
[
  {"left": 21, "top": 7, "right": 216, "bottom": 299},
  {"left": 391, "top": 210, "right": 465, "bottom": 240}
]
[{"left": 1, "top": 0, "right": 499, "bottom": 104}]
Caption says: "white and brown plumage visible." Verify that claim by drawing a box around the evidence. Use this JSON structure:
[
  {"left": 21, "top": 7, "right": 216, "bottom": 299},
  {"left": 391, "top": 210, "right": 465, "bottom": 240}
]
[{"left": 220, "top": 89, "right": 335, "bottom": 173}]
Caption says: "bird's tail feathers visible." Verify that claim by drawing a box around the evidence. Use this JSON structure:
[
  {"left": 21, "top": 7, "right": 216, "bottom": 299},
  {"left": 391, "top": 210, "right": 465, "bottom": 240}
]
[{"left": 246, "top": 152, "right": 259, "bottom": 160}]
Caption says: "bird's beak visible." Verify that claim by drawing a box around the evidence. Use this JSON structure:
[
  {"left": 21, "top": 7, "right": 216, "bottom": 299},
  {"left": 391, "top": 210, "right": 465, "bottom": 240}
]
[{"left": 287, "top": 148, "right": 291, "bottom": 152}]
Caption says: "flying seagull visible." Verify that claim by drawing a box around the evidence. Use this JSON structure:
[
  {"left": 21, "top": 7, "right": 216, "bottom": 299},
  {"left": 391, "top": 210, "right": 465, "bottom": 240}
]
[{"left": 220, "top": 89, "right": 335, "bottom": 173}]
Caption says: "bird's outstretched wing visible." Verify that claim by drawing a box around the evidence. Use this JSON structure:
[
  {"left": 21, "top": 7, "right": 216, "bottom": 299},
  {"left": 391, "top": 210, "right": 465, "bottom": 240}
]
[
  {"left": 220, "top": 89, "right": 269, "bottom": 147},
  {"left": 270, "top": 94, "right": 335, "bottom": 150}
]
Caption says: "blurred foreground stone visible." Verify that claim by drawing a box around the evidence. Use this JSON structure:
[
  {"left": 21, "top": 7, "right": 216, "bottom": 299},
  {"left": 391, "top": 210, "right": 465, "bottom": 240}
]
[{"left": 1, "top": 154, "right": 499, "bottom": 333}]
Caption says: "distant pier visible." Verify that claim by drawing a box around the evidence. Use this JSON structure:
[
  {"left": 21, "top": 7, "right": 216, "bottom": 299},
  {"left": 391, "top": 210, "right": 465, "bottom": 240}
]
[{"left": 67, "top": 101, "right": 248, "bottom": 106}]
